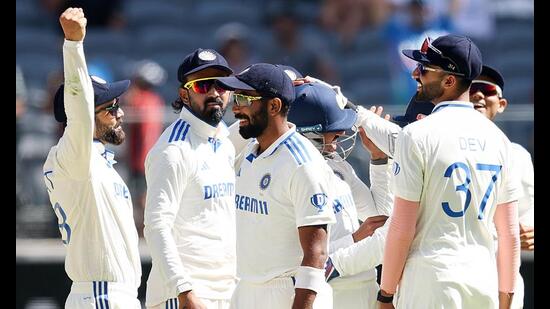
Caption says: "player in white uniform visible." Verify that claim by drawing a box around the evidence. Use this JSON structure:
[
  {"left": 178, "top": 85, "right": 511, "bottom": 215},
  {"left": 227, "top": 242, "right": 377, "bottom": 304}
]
[
  {"left": 470, "top": 65, "right": 534, "bottom": 309},
  {"left": 43, "top": 8, "right": 141, "bottom": 308},
  {"left": 215, "top": 63, "right": 336, "bottom": 309},
  {"left": 379, "top": 35, "right": 521, "bottom": 309},
  {"left": 288, "top": 82, "right": 393, "bottom": 309},
  {"left": 143, "top": 49, "right": 236, "bottom": 309}
]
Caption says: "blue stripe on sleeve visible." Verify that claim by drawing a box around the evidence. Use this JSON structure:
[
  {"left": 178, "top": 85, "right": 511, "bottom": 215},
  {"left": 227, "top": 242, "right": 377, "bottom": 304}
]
[
  {"left": 284, "top": 141, "right": 303, "bottom": 164},
  {"left": 290, "top": 136, "right": 311, "bottom": 162},
  {"left": 180, "top": 123, "right": 191, "bottom": 141}
]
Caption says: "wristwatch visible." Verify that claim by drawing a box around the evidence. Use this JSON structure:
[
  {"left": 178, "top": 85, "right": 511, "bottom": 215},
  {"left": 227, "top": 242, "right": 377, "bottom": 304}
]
[{"left": 377, "top": 290, "right": 394, "bottom": 303}]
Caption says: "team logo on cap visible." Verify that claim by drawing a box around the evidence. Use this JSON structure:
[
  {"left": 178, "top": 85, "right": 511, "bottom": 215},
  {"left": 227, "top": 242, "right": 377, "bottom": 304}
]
[
  {"left": 198, "top": 50, "right": 217, "bottom": 61},
  {"left": 260, "top": 173, "right": 271, "bottom": 190},
  {"left": 239, "top": 67, "right": 251, "bottom": 75},
  {"left": 91, "top": 75, "right": 107, "bottom": 84},
  {"left": 310, "top": 193, "right": 328, "bottom": 211},
  {"left": 284, "top": 69, "right": 297, "bottom": 81}
]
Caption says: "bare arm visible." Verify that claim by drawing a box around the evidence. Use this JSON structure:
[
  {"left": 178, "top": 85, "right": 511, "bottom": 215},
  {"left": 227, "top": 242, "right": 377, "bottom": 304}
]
[{"left": 293, "top": 225, "right": 329, "bottom": 309}]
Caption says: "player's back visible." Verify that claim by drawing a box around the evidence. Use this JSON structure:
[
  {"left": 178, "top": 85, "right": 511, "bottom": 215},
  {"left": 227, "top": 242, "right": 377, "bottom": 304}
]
[{"left": 398, "top": 102, "right": 516, "bottom": 266}]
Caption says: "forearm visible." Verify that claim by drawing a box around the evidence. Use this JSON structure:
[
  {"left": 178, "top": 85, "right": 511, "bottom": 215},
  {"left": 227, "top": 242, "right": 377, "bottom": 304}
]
[
  {"left": 380, "top": 197, "right": 418, "bottom": 295},
  {"left": 494, "top": 201, "right": 520, "bottom": 293},
  {"left": 330, "top": 223, "right": 387, "bottom": 276},
  {"left": 369, "top": 162, "right": 395, "bottom": 217}
]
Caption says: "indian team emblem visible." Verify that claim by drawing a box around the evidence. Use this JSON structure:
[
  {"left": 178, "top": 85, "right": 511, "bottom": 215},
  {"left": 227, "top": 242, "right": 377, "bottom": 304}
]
[
  {"left": 198, "top": 50, "right": 217, "bottom": 61},
  {"left": 91, "top": 75, "right": 107, "bottom": 84},
  {"left": 284, "top": 69, "right": 297, "bottom": 81},
  {"left": 260, "top": 173, "right": 271, "bottom": 190},
  {"left": 393, "top": 161, "right": 401, "bottom": 175},
  {"left": 310, "top": 193, "right": 328, "bottom": 211}
]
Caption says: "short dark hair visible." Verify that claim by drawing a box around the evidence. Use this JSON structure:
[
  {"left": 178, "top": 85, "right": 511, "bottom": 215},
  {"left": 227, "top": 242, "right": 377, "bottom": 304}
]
[{"left": 455, "top": 76, "right": 472, "bottom": 94}]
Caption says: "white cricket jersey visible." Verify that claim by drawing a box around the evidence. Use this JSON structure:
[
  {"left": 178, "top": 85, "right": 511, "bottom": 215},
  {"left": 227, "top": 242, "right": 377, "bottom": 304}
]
[
  {"left": 511, "top": 143, "right": 534, "bottom": 226},
  {"left": 42, "top": 40, "right": 141, "bottom": 288},
  {"left": 234, "top": 125, "right": 336, "bottom": 283},
  {"left": 392, "top": 101, "right": 520, "bottom": 289},
  {"left": 144, "top": 106, "right": 236, "bottom": 306},
  {"left": 356, "top": 106, "right": 402, "bottom": 158}
]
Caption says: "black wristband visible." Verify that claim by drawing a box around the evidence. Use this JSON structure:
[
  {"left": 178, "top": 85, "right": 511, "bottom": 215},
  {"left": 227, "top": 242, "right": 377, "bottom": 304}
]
[
  {"left": 371, "top": 157, "right": 389, "bottom": 165},
  {"left": 377, "top": 290, "right": 394, "bottom": 303}
]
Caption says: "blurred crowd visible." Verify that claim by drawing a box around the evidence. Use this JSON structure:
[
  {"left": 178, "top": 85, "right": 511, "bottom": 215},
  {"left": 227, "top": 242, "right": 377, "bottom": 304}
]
[{"left": 16, "top": 0, "right": 534, "bottom": 238}]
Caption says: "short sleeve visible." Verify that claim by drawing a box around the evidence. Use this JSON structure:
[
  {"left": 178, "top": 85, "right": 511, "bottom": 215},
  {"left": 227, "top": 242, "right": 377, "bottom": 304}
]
[
  {"left": 289, "top": 162, "right": 337, "bottom": 227},
  {"left": 392, "top": 128, "right": 424, "bottom": 202}
]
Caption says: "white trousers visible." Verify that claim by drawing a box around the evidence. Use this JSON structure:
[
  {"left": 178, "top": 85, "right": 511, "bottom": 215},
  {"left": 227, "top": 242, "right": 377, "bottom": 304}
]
[
  {"left": 331, "top": 279, "right": 378, "bottom": 309},
  {"left": 148, "top": 297, "right": 230, "bottom": 309},
  {"left": 230, "top": 277, "right": 333, "bottom": 309},
  {"left": 65, "top": 281, "right": 140, "bottom": 309}
]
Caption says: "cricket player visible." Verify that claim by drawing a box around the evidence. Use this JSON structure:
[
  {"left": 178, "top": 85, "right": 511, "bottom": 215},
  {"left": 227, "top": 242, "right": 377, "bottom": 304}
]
[
  {"left": 43, "top": 8, "right": 141, "bottom": 308},
  {"left": 379, "top": 35, "right": 520, "bottom": 308},
  {"left": 143, "top": 48, "right": 236, "bottom": 309},
  {"left": 215, "top": 63, "right": 336, "bottom": 309},
  {"left": 470, "top": 64, "right": 534, "bottom": 309},
  {"left": 288, "top": 82, "right": 393, "bottom": 309}
]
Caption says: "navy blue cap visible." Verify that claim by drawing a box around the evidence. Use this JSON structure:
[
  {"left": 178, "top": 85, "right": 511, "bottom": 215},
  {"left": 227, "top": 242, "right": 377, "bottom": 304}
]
[
  {"left": 275, "top": 64, "right": 303, "bottom": 81},
  {"left": 288, "top": 83, "right": 357, "bottom": 133},
  {"left": 479, "top": 65, "right": 504, "bottom": 91},
  {"left": 402, "top": 34, "right": 482, "bottom": 80},
  {"left": 177, "top": 48, "right": 233, "bottom": 82},
  {"left": 392, "top": 92, "right": 434, "bottom": 128},
  {"left": 215, "top": 63, "right": 295, "bottom": 105},
  {"left": 53, "top": 75, "right": 130, "bottom": 123}
]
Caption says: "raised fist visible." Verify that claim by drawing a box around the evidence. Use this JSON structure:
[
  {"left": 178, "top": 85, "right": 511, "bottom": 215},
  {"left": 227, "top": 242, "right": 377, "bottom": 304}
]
[{"left": 59, "top": 7, "right": 87, "bottom": 41}]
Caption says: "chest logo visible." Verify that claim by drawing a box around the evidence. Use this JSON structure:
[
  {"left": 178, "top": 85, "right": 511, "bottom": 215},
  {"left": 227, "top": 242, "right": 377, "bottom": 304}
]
[
  {"left": 260, "top": 173, "right": 271, "bottom": 190},
  {"left": 310, "top": 193, "right": 328, "bottom": 211}
]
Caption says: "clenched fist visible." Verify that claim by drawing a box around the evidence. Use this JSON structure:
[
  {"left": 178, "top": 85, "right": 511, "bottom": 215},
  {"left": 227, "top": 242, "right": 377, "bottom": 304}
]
[{"left": 59, "top": 7, "right": 87, "bottom": 41}]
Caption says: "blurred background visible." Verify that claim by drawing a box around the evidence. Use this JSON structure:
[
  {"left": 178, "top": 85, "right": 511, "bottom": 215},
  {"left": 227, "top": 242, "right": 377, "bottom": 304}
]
[{"left": 16, "top": 0, "right": 534, "bottom": 308}]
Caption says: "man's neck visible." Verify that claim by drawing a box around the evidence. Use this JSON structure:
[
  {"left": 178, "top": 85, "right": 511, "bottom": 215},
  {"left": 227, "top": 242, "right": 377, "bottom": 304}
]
[
  {"left": 433, "top": 90, "right": 471, "bottom": 104},
  {"left": 256, "top": 120, "right": 290, "bottom": 155}
]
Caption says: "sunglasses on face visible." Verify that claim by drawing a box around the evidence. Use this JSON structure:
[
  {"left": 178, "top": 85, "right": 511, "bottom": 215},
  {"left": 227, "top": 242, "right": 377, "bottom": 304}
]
[
  {"left": 183, "top": 77, "right": 227, "bottom": 94},
  {"left": 419, "top": 37, "right": 465, "bottom": 77},
  {"left": 95, "top": 98, "right": 120, "bottom": 116},
  {"left": 232, "top": 93, "right": 264, "bottom": 107},
  {"left": 416, "top": 63, "right": 448, "bottom": 75},
  {"left": 470, "top": 80, "right": 502, "bottom": 98}
]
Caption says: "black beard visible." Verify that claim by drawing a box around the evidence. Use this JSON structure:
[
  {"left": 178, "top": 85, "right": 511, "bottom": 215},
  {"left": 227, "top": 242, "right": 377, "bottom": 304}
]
[
  {"left": 416, "top": 79, "right": 444, "bottom": 102},
  {"left": 96, "top": 120, "right": 125, "bottom": 145},
  {"left": 237, "top": 102, "right": 268, "bottom": 139},
  {"left": 194, "top": 97, "right": 226, "bottom": 127}
]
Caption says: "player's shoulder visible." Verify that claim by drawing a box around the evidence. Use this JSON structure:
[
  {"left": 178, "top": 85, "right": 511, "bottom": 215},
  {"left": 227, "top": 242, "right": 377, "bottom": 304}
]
[
  {"left": 279, "top": 132, "right": 324, "bottom": 167},
  {"left": 511, "top": 142, "right": 532, "bottom": 159}
]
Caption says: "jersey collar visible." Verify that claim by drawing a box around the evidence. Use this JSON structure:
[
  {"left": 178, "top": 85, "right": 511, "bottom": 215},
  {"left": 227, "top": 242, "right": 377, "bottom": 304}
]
[
  {"left": 93, "top": 139, "right": 117, "bottom": 167},
  {"left": 180, "top": 104, "right": 229, "bottom": 139},
  {"left": 431, "top": 101, "right": 474, "bottom": 114},
  {"left": 259, "top": 123, "right": 297, "bottom": 159}
]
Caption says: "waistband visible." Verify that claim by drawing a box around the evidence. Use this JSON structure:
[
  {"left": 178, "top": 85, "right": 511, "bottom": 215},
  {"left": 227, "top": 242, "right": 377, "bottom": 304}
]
[
  {"left": 239, "top": 277, "right": 295, "bottom": 289},
  {"left": 70, "top": 281, "right": 138, "bottom": 298}
]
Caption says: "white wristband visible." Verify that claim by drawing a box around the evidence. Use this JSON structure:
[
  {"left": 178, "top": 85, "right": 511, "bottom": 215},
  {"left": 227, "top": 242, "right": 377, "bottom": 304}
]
[{"left": 294, "top": 266, "right": 326, "bottom": 293}]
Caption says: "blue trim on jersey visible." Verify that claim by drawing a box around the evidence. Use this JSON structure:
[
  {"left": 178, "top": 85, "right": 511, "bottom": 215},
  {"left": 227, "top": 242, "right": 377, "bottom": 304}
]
[
  {"left": 174, "top": 121, "right": 188, "bottom": 141},
  {"left": 168, "top": 119, "right": 183, "bottom": 142},
  {"left": 432, "top": 103, "right": 473, "bottom": 113},
  {"left": 44, "top": 171, "right": 54, "bottom": 189},
  {"left": 180, "top": 123, "right": 190, "bottom": 141},
  {"left": 283, "top": 141, "right": 302, "bottom": 164},
  {"left": 104, "top": 282, "right": 110, "bottom": 309},
  {"left": 264, "top": 131, "right": 297, "bottom": 157},
  {"left": 246, "top": 153, "right": 257, "bottom": 162},
  {"left": 290, "top": 135, "right": 312, "bottom": 161}
]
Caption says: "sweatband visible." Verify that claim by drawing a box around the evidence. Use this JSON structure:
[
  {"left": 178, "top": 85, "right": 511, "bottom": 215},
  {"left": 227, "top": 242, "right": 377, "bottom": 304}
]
[{"left": 294, "top": 266, "right": 326, "bottom": 293}]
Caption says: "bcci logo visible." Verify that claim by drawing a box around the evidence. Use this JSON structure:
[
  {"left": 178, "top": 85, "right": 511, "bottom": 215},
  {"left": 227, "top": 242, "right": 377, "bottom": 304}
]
[
  {"left": 310, "top": 193, "right": 328, "bottom": 211},
  {"left": 260, "top": 173, "right": 271, "bottom": 190}
]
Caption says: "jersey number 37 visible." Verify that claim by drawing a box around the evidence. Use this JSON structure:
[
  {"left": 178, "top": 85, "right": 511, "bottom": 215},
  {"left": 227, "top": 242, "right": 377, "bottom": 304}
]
[{"left": 442, "top": 162, "right": 502, "bottom": 220}]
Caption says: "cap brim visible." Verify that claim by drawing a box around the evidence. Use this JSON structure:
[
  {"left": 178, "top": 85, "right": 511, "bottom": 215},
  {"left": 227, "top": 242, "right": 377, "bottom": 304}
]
[
  {"left": 325, "top": 108, "right": 358, "bottom": 132},
  {"left": 215, "top": 76, "right": 256, "bottom": 91},
  {"left": 185, "top": 64, "right": 233, "bottom": 77},
  {"left": 95, "top": 79, "right": 131, "bottom": 106},
  {"left": 402, "top": 49, "right": 431, "bottom": 64}
]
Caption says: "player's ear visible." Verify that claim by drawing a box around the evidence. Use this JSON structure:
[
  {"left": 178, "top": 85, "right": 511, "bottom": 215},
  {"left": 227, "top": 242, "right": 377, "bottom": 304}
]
[
  {"left": 179, "top": 87, "right": 190, "bottom": 105},
  {"left": 270, "top": 98, "right": 282, "bottom": 115},
  {"left": 497, "top": 98, "right": 508, "bottom": 114}
]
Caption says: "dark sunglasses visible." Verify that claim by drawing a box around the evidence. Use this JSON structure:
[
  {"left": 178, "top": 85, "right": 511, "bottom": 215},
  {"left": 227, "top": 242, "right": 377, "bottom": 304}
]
[
  {"left": 95, "top": 98, "right": 120, "bottom": 116},
  {"left": 183, "top": 77, "right": 227, "bottom": 94},
  {"left": 470, "top": 80, "right": 502, "bottom": 98}
]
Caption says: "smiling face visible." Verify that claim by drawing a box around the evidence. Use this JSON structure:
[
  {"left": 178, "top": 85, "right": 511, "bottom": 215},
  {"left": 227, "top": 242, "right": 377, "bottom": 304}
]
[
  {"left": 180, "top": 67, "right": 231, "bottom": 126},
  {"left": 231, "top": 90, "right": 270, "bottom": 139},
  {"left": 412, "top": 63, "right": 446, "bottom": 102},
  {"left": 94, "top": 98, "right": 125, "bottom": 145},
  {"left": 470, "top": 75, "right": 507, "bottom": 121}
]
